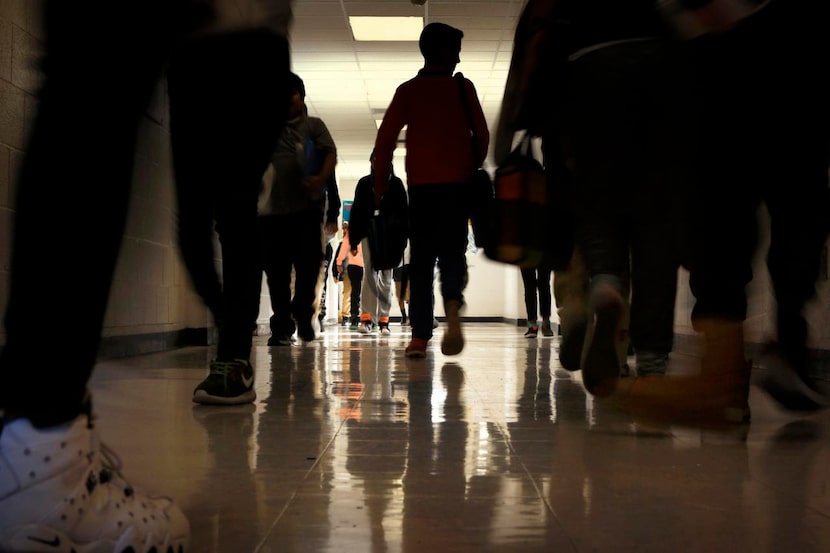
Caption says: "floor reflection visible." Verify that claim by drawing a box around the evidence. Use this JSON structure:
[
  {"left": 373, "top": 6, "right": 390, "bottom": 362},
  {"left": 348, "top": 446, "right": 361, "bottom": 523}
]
[{"left": 89, "top": 323, "right": 830, "bottom": 553}]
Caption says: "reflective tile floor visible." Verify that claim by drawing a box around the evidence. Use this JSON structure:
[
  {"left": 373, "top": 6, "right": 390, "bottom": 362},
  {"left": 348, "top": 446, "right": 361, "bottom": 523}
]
[{"left": 89, "top": 323, "right": 830, "bottom": 553}]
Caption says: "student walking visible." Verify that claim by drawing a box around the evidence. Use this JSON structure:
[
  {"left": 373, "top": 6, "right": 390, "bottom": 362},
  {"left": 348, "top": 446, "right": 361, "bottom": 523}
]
[
  {"left": 374, "top": 22, "right": 489, "bottom": 358},
  {"left": 258, "top": 72, "right": 338, "bottom": 345}
]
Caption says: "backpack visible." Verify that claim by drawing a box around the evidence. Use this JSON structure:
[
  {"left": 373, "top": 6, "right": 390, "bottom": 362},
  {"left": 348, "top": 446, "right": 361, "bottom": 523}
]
[{"left": 367, "top": 176, "right": 409, "bottom": 271}]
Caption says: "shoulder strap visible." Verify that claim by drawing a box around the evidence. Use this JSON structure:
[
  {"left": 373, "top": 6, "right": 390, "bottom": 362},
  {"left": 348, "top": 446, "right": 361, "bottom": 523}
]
[
  {"left": 454, "top": 73, "right": 473, "bottom": 129},
  {"left": 454, "top": 73, "right": 477, "bottom": 159}
]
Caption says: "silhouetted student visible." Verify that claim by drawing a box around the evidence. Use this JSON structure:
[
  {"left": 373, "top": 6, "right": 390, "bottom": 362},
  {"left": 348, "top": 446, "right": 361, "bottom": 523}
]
[
  {"left": 0, "top": 0, "right": 295, "bottom": 550},
  {"left": 348, "top": 151, "right": 409, "bottom": 336},
  {"left": 258, "top": 72, "right": 338, "bottom": 345},
  {"left": 336, "top": 222, "right": 365, "bottom": 329},
  {"left": 374, "top": 22, "right": 489, "bottom": 358},
  {"left": 520, "top": 262, "right": 555, "bottom": 338}
]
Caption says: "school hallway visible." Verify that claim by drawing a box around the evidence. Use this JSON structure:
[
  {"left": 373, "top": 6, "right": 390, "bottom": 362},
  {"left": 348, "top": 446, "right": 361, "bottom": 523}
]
[{"left": 89, "top": 322, "right": 830, "bottom": 553}]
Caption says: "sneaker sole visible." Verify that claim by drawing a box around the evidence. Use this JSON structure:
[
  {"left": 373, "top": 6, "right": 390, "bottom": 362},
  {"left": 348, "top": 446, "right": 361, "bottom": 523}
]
[
  {"left": 441, "top": 337, "right": 464, "bottom": 355},
  {"left": 193, "top": 389, "right": 256, "bottom": 405},
  {"left": 581, "top": 294, "right": 624, "bottom": 397},
  {"left": 441, "top": 324, "right": 464, "bottom": 355}
]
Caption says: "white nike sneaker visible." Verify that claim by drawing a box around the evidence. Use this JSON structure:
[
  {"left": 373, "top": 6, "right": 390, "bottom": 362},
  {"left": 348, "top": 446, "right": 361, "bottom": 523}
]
[{"left": 0, "top": 415, "right": 190, "bottom": 553}]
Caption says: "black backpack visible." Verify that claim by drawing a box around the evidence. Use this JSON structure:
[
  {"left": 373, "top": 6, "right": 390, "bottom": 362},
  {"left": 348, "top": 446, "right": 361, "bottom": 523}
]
[{"left": 368, "top": 175, "right": 409, "bottom": 271}]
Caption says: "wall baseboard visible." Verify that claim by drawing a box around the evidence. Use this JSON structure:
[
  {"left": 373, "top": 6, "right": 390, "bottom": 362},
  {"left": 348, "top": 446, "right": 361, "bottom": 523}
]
[{"left": 97, "top": 328, "right": 214, "bottom": 361}]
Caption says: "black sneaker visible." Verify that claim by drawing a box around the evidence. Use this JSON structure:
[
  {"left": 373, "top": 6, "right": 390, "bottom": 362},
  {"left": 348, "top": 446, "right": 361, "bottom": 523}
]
[
  {"left": 541, "top": 323, "right": 555, "bottom": 337},
  {"left": 297, "top": 322, "right": 316, "bottom": 342},
  {"left": 193, "top": 359, "right": 256, "bottom": 405},
  {"left": 524, "top": 325, "right": 539, "bottom": 338}
]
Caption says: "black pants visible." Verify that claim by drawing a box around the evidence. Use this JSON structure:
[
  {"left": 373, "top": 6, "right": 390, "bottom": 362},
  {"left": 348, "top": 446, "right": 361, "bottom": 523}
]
[
  {"left": 347, "top": 265, "right": 365, "bottom": 323},
  {"left": 687, "top": 1, "right": 830, "bottom": 368},
  {"left": 562, "top": 39, "right": 696, "bottom": 355},
  {"left": 521, "top": 264, "right": 553, "bottom": 322},
  {"left": 408, "top": 183, "right": 469, "bottom": 341},
  {"left": 259, "top": 210, "right": 325, "bottom": 338},
  {"left": 0, "top": 1, "right": 290, "bottom": 426}
]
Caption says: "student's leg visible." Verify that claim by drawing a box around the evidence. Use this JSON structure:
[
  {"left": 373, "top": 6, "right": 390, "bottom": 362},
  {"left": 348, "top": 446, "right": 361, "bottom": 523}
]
[
  {"left": 169, "top": 30, "right": 290, "bottom": 364},
  {"left": 0, "top": 3, "right": 189, "bottom": 549}
]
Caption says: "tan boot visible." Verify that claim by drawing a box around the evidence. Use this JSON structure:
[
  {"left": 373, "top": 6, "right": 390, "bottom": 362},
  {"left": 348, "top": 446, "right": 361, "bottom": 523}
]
[
  {"left": 696, "top": 318, "right": 751, "bottom": 423},
  {"left": 599, "top": 319, "right": 751, "bottom": 429}
]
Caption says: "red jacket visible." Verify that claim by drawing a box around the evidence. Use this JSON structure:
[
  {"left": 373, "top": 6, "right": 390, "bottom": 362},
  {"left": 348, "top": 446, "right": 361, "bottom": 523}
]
[{"left": 374, "top": 68, "right": 489, "bottom": 195}]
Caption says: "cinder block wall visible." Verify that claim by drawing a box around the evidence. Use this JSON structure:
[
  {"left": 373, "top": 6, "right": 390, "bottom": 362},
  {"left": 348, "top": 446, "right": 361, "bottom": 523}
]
[{"left": 0, "top": 2, "right": 210, "bottom": 357}]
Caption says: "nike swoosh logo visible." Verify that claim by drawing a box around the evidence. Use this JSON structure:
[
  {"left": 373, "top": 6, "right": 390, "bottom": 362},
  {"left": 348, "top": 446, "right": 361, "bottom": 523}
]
[
  {"left": 28, "top": 535, "right": 61, "bottom": 547},
  {"left": 241, "top": 368, "right": 254, "bottom": 389}
]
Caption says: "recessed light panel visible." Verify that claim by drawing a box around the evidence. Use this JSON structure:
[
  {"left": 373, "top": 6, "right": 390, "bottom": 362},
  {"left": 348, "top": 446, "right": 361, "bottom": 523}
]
[{"left": 349, "top": 16, "right": 423, "bottom": 41}]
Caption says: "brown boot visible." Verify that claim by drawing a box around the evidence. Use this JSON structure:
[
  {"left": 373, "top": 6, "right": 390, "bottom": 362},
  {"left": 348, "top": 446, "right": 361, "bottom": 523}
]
[
  {"left": 441, "top": 299, "right": 464, "bottom": 356},
  {"left": 696, "top": 318, "right": 752, "bottom": 423},
  {"left": 599, "top": 319, "right": 751, "bottom": 429}
]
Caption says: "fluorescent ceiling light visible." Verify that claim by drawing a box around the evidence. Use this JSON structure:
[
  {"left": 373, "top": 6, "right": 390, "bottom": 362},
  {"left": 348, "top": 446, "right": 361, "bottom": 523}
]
[{"left": 350, "top": 16, "right": 423, "bottom": 41}]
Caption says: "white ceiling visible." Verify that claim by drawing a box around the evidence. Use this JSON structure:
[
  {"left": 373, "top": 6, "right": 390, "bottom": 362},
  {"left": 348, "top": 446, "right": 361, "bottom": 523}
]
[{"left": 290, "top": 0, "right": 525, "bottom": 193}]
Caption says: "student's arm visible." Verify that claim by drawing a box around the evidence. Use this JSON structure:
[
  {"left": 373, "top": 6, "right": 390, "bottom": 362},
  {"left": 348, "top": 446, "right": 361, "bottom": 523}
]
[
  {"left": 306, "top": 117, "right": 338, "bottom": 197},
  {"left": 325, "top": 170, "right": 342, "bottom": 227}
]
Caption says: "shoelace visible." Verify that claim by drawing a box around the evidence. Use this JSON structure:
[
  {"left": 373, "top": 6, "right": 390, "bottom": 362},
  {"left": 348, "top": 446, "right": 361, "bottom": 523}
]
[
  {"left": 89, "top": 413, "right": 173, "bottom": 504},
  {"left": 99, "top": 441, "right": 134, "bottom": 496},
  {"left": 210, "top": 361, "right": 237, "bottom": 376},
  {"left": 210, "top": 359, "right": 250, "bottom": 376}
]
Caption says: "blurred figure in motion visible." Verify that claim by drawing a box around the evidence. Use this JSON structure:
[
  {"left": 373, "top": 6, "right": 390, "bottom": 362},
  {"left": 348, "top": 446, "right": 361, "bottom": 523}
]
[
  {"left": 497, "top": 0, "right": 692, "bottom": 396},
  {"left": 604, "top": 0, "right": 830, "bottom": 426},
  {"left": 0, "top": 1, "right": 294, "bottom": 550},
  {"left": 679, "top": 0, "right": 830, "bottom": 414},
  {"left": 498, "top": 0, "right": 830, "bottom": 428}
]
